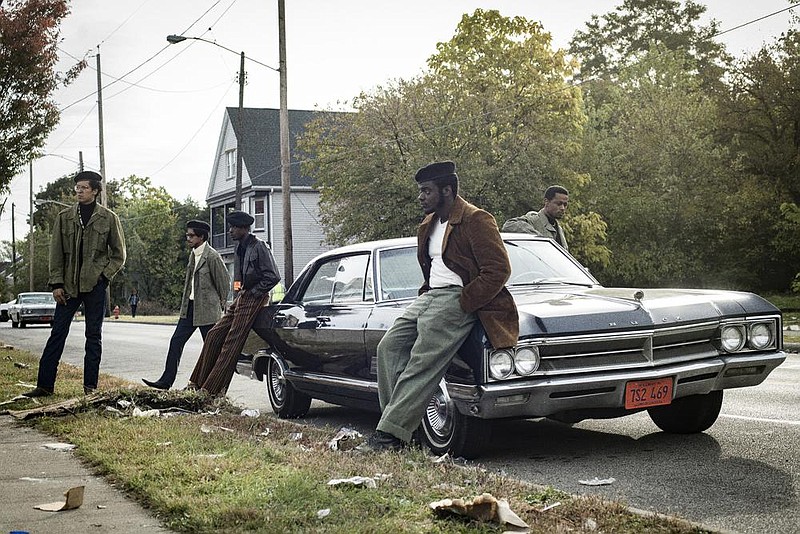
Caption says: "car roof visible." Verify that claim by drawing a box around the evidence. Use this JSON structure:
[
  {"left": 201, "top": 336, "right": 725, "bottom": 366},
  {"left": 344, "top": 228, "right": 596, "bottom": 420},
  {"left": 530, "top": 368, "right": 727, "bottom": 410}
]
[{"left": 312, "top": 233, "right": 552, "bottom": 260}]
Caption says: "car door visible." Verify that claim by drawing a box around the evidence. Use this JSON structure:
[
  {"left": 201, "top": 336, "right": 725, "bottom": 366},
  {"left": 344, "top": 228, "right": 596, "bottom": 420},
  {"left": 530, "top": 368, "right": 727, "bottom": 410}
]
[{"left": 270, "top": 252, "right": 374, "bottom": 379}]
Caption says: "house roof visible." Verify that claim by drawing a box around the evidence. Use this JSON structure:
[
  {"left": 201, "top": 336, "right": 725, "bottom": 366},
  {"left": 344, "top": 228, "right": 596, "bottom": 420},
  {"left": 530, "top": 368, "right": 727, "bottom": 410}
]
[{"left": 225, "top": 107, "right": 317, "bottom": 187}]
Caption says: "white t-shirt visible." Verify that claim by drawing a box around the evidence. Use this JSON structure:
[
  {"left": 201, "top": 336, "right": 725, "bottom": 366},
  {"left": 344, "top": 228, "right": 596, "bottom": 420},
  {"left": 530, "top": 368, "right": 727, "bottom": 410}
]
[{"left": 428, "top": 218, "right": 463, "bottom": 288}]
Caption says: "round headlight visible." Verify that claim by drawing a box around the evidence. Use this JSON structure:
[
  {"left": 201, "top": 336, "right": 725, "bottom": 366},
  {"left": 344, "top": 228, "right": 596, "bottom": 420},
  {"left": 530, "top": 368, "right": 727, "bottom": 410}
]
[
  {"left": 720, "top": 325, "right": 745, "bottom": 352},
  {"left": 489, "top": 349, "right": 514, "bottom": 380},
  {"left": 748, "top": 323, "right": 773, "bottom": 350},
  {"left": 514, "top": 346, "right": 540, "bottom": 375}
]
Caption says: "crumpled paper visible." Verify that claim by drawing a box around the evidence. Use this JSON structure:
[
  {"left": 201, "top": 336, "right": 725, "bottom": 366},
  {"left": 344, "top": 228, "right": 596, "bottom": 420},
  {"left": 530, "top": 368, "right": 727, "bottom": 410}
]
[
  {"left": 327, "top": 473, "right": 391, "bottom": 489},
  {"left": 429, "top": 492, "right": 529, "bottom": 530},
  {"left": 34, "top": 485, "right": 85, "bottom": 512},
  {"left": 327, "top": 427, "right": 363, "bottom": 451}
]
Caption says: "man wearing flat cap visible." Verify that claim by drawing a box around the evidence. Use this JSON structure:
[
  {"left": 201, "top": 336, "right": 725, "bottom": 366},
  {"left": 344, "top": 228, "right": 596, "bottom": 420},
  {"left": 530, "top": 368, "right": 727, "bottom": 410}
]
[
  {"left": 186, "top": 210, "right": 281, "bottom": 395},
  {"left": 142, "top": 220, "right": 230, "bottom": 390},
  {"left": 358, "top": 161, "right": 519, "bottom": 452},
  {"left": 24, "top": 170, "right": 126, "bottom": 398}
]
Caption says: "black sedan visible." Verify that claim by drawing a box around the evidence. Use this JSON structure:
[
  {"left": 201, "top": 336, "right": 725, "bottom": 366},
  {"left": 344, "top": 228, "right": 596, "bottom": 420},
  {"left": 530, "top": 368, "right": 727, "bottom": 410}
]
[{"left": 237, "top": 235, "right": 786, "bottom": 458}]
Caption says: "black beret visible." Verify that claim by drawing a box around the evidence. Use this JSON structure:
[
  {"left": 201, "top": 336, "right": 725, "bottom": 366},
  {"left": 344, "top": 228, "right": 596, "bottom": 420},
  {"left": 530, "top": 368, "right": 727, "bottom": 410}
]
[
  {"left": 186, "top": 219, "right": 210, "bottom": 232},
  {"left": 74, "top": 170, "right": 103, "bottom": 183},
  {"left": 414, "top": 161, "right": 457, "bottom": 183},
  {"left": 227, "top": 210, "right": 254, "bottom": 227}
]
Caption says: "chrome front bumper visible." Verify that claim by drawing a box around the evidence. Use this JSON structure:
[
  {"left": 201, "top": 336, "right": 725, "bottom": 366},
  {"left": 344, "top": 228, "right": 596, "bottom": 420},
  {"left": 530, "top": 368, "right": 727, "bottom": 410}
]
[{"left": 448, "top": 351, "right": 787, "bottom": 419}]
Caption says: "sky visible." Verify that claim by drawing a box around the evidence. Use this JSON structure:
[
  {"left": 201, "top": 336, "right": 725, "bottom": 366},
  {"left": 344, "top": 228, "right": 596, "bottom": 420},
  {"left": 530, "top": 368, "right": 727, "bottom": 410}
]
[{"left": 1, "top": 0, "right": 797, "bottom": 244}]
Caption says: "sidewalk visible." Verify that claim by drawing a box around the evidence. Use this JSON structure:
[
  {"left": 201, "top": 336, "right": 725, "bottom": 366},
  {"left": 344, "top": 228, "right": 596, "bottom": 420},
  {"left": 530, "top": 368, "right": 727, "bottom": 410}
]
[{"left": 0, "top": 415, "right": 168, "bottom": 533}]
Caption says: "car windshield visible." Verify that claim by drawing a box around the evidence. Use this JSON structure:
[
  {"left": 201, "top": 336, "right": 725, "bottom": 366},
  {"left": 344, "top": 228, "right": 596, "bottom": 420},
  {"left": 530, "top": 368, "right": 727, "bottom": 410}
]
[
  {"left": 505, "top": 239, "right": 596, "bottom": 287},
  {"left": 19, "top": 294, "right": 55, "bottom": 304}
]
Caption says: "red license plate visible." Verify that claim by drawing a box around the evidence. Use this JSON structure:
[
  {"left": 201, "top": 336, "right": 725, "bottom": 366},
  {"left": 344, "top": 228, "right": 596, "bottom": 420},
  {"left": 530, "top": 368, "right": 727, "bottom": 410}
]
[
  {"left": 41, "top": 316, "right": 52, "bottom": 321},
  {"left": 624, "top": 378, "right": 673, "bottom": 409}
]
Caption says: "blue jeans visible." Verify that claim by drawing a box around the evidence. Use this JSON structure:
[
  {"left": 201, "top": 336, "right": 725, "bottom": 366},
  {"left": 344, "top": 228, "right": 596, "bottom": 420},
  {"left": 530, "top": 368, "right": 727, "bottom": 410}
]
[
  {"left": 155, "top": 300, "right": 211, "bottom": 387},
  {"left": 37, "top": 280, "right": 107, "bottom": 391}
]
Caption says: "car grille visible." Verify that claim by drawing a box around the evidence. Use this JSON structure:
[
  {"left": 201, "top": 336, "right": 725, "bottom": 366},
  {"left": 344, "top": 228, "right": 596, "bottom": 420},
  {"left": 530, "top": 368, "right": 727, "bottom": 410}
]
[
  {"left": 25, "top": 307, "right": 55, "bottom": 315},
  {"left": 533, "top": 322, "right": 720, "bottom": 375}
]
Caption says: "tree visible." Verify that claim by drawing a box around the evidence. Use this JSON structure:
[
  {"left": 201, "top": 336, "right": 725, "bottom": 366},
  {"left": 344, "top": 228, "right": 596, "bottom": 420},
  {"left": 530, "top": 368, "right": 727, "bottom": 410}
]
[
  {"left": 0, "top": 0, "right": 85, "bottom": 195},
  {"left": 569, "top": 0, "right": 728, "bottom": 87},
  {"left": 580, "top": 47, "right": 735, "bottom": 288},
  {"left": 299, "top": 9, "right": 609, "bottom": 268},
  {"left": 718, "top": 24, "right": 800, "bottom": 291}
]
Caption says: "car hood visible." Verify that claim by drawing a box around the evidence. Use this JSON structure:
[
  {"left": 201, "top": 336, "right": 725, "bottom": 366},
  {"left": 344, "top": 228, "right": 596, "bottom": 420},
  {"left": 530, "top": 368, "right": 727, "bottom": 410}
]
[{"left": 512, "top": 286, "right": 780, "bottom": 337}]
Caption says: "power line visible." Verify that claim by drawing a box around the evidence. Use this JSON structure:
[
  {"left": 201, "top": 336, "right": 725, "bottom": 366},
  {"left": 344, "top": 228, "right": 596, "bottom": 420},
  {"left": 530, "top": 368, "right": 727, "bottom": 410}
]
[{"left": 714, "top": 3, "right": 799, "bottom": 37}]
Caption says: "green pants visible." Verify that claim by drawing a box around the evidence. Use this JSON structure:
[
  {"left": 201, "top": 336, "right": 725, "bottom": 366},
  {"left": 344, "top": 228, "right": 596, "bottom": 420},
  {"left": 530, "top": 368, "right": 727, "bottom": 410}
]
[{"left": 376, "top": 287, "right": 476, "bottom": 443}]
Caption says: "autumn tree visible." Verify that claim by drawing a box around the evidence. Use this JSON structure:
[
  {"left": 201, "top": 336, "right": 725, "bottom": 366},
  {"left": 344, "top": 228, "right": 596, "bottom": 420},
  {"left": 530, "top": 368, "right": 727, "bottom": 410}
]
[
  {"left": 0, "top": 0, "right": 85, "bottom": 194},
  {"left": 299, "top": 9, "right": 609, "bottom": 268}
]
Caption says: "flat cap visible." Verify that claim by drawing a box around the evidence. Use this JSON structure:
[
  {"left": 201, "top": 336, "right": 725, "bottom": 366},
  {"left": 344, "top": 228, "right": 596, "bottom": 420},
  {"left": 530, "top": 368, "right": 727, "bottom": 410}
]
[
  {"left": 74, "top": 170, "right": 103, "bottom": 183},
  {"left": 186, "top": 219, "right": 210, "bottom": 232},
  {"left": 414, "top": 161, "right": 457, "bottom": 183},
  {"left": 227, "top": 210, "right": 254, "bottom": 227}
]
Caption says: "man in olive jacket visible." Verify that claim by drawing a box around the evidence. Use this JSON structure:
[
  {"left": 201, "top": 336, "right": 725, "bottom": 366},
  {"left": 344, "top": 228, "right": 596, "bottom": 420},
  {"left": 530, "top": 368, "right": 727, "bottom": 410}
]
[
  {"left": 358, "top": 161, "right": 519, "bottom": 452},
  {"left": 24, "top": 171, "right": 126, "bottom": 397},
  {"left": 142, "top": 220, "right": 230, "bottom": 390},
  {"left": 502, "top": 185, "right": 569, "bottom": 250}
]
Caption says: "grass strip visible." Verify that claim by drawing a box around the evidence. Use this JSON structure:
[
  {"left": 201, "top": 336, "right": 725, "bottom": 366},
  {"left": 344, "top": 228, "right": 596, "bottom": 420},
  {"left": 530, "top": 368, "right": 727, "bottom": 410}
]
[{"left": 1, "top": 346, "right": 710, "bottom": 533}]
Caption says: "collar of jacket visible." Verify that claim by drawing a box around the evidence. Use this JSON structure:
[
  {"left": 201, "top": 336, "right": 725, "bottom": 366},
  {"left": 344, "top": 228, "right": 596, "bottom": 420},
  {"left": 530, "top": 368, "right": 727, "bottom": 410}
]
[{"left": 420, "top": 195, "right": 467, "bottom": 229}]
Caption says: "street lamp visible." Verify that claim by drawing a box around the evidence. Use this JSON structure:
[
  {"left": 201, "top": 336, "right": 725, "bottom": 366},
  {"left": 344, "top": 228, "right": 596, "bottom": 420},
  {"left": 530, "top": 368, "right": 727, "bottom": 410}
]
[{"left": 166, "top": 30, "right": 293, "bottom": 285}]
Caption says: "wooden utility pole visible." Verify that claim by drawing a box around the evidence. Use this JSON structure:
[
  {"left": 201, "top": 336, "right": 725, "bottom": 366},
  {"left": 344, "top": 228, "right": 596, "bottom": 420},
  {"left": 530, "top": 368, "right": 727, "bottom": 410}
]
[
  {"left": 96, "top": 49, "right": 107, "bottom": 205},
  {"left": 11, "top": 202, "right": 16, "bottom": 287},
  {"left": 29, "top": 162, "right": 34, "bottom": 291},
  {"left": 278, "top": 0, "right": 293, "bottom": 285},
  {"left": 236, "top": 51, "right": 245, "bottom": 209}
]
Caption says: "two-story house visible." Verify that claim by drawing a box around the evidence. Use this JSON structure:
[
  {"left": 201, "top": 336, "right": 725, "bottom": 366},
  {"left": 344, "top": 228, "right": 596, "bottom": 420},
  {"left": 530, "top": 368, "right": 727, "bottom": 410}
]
[{"left": 206, "top": 107, "right": 332, "bottom": 285}]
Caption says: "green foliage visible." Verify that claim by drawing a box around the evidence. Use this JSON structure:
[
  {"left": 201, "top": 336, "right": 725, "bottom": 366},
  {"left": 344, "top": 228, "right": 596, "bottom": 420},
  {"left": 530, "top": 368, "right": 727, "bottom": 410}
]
[
  {"left": 300, "top": 9, "right": 608, "bottom": 265},
  {"left": 569, "top": 0, "right": 728, "bottom": 87},
  {"left": 114, "top": 175, "right": 207, "bottom": 311},
  {"left": 580, "top": 47, "right": 733, "bottom": 287},
  {"left": 0, "top": 0, "right": 85, "bottom": 193}
]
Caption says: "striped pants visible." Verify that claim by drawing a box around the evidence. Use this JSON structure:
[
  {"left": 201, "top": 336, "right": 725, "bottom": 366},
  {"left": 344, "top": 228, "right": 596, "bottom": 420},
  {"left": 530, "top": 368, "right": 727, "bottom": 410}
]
[{"left": 189, "top": 291, "right": 269, "bottom": 395}]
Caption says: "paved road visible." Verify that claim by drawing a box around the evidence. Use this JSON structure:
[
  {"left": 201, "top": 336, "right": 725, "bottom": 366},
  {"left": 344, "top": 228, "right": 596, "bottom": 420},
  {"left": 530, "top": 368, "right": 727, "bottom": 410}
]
[{"left": 1, "top": 321, "right": 798, "bottom": 533}]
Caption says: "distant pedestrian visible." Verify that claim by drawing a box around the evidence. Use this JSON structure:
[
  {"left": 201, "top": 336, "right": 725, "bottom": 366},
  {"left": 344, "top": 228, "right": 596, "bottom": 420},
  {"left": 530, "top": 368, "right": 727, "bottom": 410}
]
[
  {"left": 502, "top": 185, "right": 569, "bottom": 250},
  {"left": 142, "top": 220, "right": 230, "bottom": 390},
  {"left": 186, "top": 211, "right": 280, "bottom": 396},
  {"left": 23, "top": 170, "right": 126, "bottom": 397},
  {"left": 128, "top": 288, "right": 140, "bottom": 318}
]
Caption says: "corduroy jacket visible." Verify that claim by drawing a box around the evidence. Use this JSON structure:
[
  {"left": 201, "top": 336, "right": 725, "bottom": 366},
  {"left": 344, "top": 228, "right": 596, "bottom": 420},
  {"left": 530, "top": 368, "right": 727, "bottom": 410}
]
[
  {"left": 417, "top": 196, "right": 519, "bottom": 349},
  {"left": 48, "top": 202, "right": 126, "bottom": 296}
]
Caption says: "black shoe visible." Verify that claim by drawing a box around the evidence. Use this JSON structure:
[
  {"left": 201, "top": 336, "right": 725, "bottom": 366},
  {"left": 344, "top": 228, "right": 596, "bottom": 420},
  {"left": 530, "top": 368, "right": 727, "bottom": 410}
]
[
  {"left": 142, "top": 378, "right": 170, "bottom": 390},
  {"left": 84, "top": 386, "right": 97, "bottom": 395},
  {"left": 355, "top": 430, "right": 405, "bottom": 453},
  {"left": 22, "top": 386, "right": 53, "bottom": 398},
  {"left": 182, "top": 383, "right": 199, "bottom": 391}
]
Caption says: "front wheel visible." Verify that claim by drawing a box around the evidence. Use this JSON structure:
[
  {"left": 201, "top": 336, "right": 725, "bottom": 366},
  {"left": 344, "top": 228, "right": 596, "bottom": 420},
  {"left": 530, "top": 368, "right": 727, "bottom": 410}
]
[
  {"left": 648, "top": 390, "right": 723, "bottom": 434},
  {"left": 265, "top": 356, "right": 311, "bottom": 419},
  {"left": 418, "top": 381, "right": 492, "bottom": 459}
]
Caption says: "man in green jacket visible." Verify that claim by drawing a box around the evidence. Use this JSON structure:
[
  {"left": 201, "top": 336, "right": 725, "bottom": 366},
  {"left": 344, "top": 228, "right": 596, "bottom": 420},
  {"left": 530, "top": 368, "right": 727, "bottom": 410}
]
[
  {"left": 24, "top": 171, "right": 126, "bottom": 397},
  {"left": 358, "top": 161, "right": 518, "bottom": 452},
  {"left": 142, "top": 220, "right": 230, "bottom": 390},
  {"left": 502, "top": 185, "right": 569, "bottom": 250}
]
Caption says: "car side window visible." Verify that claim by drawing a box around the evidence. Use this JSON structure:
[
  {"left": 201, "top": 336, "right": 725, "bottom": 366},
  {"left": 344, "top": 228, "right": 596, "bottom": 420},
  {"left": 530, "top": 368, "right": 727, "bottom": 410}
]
[
  {"left": 331, "top": 255, "right": 370, "bottom": 304},
  {"left": 301, "top": 254, "right": 371, "bottom": 304},
  {"left": 378, "top": 246, "right": 422, "bottom": 300}
]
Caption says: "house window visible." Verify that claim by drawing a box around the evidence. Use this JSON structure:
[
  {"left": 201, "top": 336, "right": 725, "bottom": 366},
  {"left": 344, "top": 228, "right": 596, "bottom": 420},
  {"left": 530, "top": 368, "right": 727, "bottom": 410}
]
[
  {"left": 211, "top": 203, "right": 236, "bottom": 249},
  {"left": 225, "top": 149, "right": 236, "bottom": 180},
  {"left": 253, "top": 198, "right": 266, "bottom": 231}
]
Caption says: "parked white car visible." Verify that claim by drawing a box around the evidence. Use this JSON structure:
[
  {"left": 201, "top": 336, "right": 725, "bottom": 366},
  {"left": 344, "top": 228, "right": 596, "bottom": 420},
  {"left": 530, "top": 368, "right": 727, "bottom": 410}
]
[
  {"left": 0, "top": 298, "right": 14, "bottom": 322},
  {"left": 8, "top": 292, "right": 57, "bottom": 328}
]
